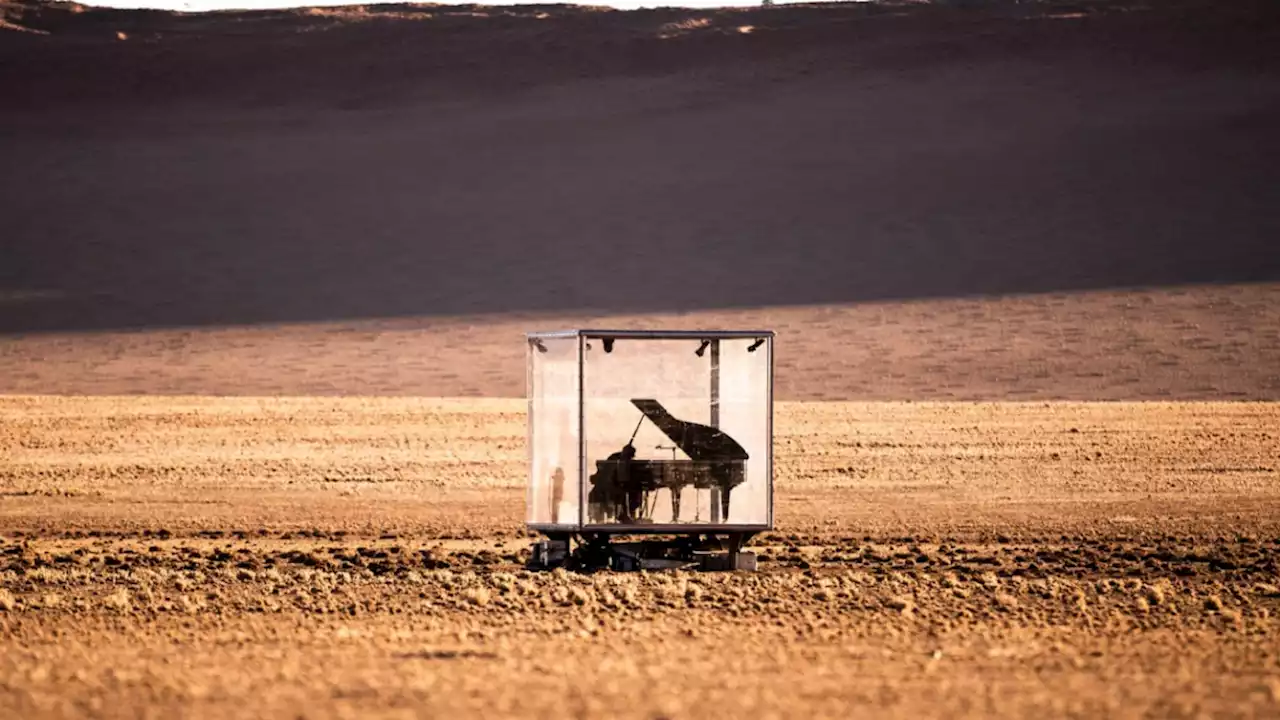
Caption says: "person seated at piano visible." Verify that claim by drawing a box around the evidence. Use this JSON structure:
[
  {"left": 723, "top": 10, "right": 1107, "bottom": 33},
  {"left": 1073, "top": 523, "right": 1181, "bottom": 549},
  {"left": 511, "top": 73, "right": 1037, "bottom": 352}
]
[{"left": 588, "top": 442, "right": 637, "bottom": 523}]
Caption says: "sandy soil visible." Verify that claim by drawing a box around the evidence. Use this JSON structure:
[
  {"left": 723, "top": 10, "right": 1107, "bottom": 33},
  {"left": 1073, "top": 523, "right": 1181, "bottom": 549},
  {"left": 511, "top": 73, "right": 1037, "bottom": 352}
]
[
  {"left": 2, "top": 282, "right": 1279, "bottom": 399},
  {"left": 2, "top": 397, "right": 1279, "bottom": 718}
]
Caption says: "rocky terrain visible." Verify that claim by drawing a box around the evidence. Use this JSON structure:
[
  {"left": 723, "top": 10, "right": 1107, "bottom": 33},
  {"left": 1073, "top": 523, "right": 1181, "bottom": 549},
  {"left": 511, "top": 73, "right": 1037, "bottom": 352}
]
[{"left": 3, "top": 397, "right": 1278, "bottom": 718}]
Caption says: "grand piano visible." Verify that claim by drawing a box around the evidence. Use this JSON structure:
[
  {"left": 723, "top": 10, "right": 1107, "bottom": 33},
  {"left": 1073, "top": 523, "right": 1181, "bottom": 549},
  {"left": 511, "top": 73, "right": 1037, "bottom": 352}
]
[{"left": 587, "top": 399, "right": 749, "bottom": 525}]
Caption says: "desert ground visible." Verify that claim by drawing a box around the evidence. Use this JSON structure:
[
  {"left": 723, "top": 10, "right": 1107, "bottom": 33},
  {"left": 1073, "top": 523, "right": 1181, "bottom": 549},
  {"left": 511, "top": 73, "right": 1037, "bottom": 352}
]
[
  {"left": 2, "top": 398, "right": 1280, "bottom": 718},
  {"left": 3, "top": 0, "right": 1280, "bottom": 717}
]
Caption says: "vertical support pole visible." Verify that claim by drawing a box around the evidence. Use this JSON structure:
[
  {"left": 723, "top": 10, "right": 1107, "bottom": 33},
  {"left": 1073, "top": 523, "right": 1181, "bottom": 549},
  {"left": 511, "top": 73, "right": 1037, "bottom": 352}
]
[
  {"left": 527, "top": 338, "right": 535, "bottom": 526},
  {"left": 709, "top": 338, "right": 721, "bottom": 523},
  {"left": 710, "top": 339, "right": 720, "bottom": 428},
  {"left": 766, "top": 336, "right": 774, "bottom": 529},
  {"left": 578, "top": 333, "right": 586, "bottom": 530}
]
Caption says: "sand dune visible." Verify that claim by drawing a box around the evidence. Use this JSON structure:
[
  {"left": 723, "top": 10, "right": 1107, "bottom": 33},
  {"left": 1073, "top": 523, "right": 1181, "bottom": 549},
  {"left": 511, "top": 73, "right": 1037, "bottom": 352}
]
[
  {"left": 2, "top": 283, "right": 1279, "bottom": 399},
  {"left": 1, "top": 0, "right": 1278, "bottom": 397}
]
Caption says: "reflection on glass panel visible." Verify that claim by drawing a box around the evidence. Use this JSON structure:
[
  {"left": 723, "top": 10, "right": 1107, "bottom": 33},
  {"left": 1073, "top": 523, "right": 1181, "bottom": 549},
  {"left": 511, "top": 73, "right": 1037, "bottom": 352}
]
[
  {"left": 582, "top": 336, "right": 770, "bottom": 529},
  {"left": 527, "top": 336, "right": 580, "bottom": 527},
  {"left": 715, "top": 337, "right": 771, "bottom": 526}
]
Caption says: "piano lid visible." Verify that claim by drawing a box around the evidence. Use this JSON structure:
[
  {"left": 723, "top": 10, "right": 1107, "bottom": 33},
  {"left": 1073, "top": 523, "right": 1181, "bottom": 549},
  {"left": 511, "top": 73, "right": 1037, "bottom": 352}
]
[{"left": 630, "top": 399, "right": 749, "bottom": 462}]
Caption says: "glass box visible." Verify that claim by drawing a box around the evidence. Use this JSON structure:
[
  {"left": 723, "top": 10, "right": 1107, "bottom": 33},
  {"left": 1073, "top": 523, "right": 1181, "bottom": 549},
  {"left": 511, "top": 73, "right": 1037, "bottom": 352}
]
[{"left": 527, "top": 330, "right": 774, "bottom": 534}]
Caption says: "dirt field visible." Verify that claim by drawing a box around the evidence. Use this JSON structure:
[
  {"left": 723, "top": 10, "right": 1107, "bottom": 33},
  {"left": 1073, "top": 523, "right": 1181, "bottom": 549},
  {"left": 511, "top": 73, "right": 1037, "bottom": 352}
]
[
  {"left": 2, "top": 397, "right": 1278, "bottom": 718},
  {"left": 3, "top": 281, "right": 1280, "bottom": 400},
  {"left": 3, "top": 0, "right": 1280, "bottom": 716}
]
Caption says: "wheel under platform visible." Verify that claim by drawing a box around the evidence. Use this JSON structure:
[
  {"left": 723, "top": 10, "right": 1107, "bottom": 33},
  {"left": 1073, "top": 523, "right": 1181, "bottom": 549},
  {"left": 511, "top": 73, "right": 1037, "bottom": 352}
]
[{"left": 527, "top": 532, "right": 758, "bottom": 572}]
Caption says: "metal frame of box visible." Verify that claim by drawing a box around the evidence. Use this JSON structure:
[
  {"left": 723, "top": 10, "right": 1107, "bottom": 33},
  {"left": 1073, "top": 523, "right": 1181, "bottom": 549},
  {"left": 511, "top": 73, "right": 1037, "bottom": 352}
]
[{"left": 526, "top": 329, "right": 774, "bottom": 536}]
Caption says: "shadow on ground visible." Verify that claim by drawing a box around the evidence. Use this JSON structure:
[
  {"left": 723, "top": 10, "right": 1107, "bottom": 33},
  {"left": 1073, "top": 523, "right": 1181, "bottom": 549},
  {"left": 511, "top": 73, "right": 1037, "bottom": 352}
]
[{"left": 1, "top": 0, "right": 1278, "bottom": 334}]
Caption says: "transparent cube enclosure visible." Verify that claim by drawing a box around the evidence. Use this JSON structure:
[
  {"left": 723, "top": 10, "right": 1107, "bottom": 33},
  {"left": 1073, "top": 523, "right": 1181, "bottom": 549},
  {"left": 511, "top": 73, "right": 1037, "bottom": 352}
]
[{"left": 527, "top": 330, "right": 773, "bottom": 533}]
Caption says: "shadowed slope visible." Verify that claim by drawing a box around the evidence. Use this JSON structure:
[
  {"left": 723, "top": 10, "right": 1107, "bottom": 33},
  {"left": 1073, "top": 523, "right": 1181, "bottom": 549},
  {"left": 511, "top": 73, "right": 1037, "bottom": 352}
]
[{"left": 1, "top": 0, "right": 1278, "bottom": 335}]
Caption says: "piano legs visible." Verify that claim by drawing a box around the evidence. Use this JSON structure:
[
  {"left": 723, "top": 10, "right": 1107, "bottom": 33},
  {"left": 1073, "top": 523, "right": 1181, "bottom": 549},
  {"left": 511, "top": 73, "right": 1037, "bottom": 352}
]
[
  {"left": 705, "top": 485, "right": 732, "bottom": 523},
  {"left": 666, "top": 486, "right": 731, "bottom": 524}
]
